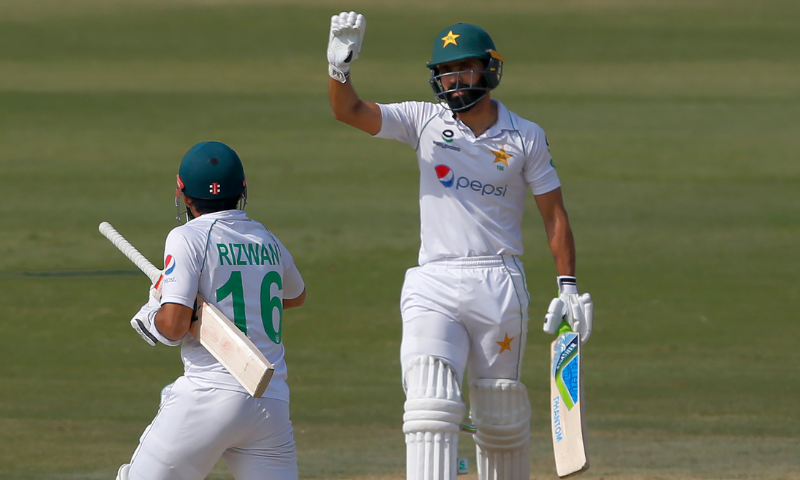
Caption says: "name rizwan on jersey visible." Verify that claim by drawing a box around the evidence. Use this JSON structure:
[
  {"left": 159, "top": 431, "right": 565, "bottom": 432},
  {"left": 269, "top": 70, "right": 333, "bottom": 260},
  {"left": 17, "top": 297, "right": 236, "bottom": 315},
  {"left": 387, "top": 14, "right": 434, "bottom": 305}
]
[{"left": 217, "top": 243, "right": 281, "bottom": 266}]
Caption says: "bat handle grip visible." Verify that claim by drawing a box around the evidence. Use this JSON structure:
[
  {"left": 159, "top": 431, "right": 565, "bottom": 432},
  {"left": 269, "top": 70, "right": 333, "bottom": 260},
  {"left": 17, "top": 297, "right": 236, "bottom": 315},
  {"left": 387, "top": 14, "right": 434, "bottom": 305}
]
[{"left": 98, "top": 221, "right": 162, "bottom": 284}]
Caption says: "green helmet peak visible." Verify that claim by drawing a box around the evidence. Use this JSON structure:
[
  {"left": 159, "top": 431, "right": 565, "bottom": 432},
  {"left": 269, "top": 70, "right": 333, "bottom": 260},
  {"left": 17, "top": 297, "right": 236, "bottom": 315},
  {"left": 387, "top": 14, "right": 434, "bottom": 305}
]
[
  {"left": 426, "top": 23, "right": 498, "bottom": 69},
  {"left": 177, "top": 141, "right": 246, "bottom": 200}
]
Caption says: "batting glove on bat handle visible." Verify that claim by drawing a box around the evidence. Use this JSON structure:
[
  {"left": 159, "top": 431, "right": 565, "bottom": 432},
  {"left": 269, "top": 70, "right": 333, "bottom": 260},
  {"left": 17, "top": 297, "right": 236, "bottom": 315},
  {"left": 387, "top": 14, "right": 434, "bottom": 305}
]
[
  {"left": 130, "top": 286, "right": 182, "bottom": 347},
  {"left": 130, "top": 288, "right": 162, "bottom": 346},
  {"left": 327, "top": 11, "right": 366, "bottom": 83},
  {"left": 543, "top": 276, "right": 594, "bottom": 344}
]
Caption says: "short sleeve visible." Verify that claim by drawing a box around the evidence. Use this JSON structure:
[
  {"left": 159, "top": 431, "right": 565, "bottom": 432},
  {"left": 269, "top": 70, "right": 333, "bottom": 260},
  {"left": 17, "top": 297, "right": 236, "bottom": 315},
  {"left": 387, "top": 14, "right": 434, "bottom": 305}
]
[
  {"left": 160, "top": 228, "right": 201, "bottom": 308},
  {"left": 523, "top": 126, "right": 561, "bottom": 196},
  {"left": 374, "top": 102, "right": 425, "bottom": 147},
  {"left": 277, "top": 239, "right": 304, "bottom": 300}
]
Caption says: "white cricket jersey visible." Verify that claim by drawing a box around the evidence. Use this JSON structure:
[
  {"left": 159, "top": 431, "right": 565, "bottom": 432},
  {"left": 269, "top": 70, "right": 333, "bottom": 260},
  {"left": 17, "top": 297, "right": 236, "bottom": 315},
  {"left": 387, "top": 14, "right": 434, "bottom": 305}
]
[
  {"left": 159, "top": 210, "right": 305, "bottom": 402},
  {"left": 376, "top": 100, "right": 561, "bottom": 265}
]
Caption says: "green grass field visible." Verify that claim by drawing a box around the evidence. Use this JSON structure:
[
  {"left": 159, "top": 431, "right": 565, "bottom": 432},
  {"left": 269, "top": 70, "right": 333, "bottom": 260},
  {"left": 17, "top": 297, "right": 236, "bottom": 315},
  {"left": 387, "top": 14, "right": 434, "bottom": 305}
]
[{"left": 1, "top": 0, "right": 798, "bottom": 479}]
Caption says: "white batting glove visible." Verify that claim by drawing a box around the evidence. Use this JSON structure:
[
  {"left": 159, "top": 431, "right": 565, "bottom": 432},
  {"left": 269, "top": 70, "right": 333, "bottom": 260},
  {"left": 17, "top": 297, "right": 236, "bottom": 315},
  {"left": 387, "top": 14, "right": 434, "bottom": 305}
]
[
  {"left": 130, "top": 286, "right": 180, "bottom": 347},
  {"left": 130, "top": 287, "right": 161, "bottom": 346},
  {"left": 543, "top": 276, "right": 594, "bottom": 344},
  {"left": 327, "top": 11, "right": 366, "bottom": 83}
]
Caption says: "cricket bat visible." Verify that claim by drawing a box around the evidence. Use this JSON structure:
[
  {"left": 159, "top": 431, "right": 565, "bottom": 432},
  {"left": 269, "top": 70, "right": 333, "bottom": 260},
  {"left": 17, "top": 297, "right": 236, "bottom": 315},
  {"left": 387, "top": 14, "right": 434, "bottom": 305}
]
[
  {"left": 98, "top": 221, "right": 274, "bottom": 398},
  {"left": 550, "top": 325, "right": 589, "bottom": 477}
]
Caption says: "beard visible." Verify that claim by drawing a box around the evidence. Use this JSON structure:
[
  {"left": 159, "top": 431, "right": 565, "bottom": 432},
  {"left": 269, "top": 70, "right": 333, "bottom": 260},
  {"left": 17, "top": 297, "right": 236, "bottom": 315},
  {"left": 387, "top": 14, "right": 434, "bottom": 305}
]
[{"left": 444, "top": 87, "right": 488, "bottom": 113}]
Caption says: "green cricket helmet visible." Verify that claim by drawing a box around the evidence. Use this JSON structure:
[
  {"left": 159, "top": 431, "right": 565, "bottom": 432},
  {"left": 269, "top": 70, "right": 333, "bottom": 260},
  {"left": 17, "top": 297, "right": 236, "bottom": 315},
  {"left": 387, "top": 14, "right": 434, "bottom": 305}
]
[
  {"left": 175, "top": 141, "right": 247, "bottom": 222},
  {"left": 427, "top": 23, "right": 504, "bottom": 112}
]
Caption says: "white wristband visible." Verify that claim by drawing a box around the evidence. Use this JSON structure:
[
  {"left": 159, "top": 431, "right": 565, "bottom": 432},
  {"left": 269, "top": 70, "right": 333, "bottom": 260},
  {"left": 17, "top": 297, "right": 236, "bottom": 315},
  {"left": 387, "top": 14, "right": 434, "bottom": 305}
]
[
  {"left": 557, "top": 275, "right": 578, "bottom": 294},
  {"left": 329, "top": 64, "right": 349, "bottom": 83}
]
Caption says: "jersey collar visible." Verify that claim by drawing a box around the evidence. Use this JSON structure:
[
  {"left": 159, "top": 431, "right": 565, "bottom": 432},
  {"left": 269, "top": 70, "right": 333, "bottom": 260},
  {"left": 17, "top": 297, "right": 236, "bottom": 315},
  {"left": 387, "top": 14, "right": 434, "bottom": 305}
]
[
  {"left": 191, "top": 209, "right": 248, "bottom": 222},
  {"left": 449, "top": 100, "right": 514, "bottom": 140},
  {"left": 480, "top": 100, "right": 514, "bottom": 139}
]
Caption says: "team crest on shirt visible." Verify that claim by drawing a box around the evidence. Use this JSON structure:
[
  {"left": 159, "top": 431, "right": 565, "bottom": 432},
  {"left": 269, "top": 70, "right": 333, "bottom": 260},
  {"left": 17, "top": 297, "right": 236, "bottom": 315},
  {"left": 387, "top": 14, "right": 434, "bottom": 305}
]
[{"left": 490, "top": 146, "right": 513, "bottom": 171}]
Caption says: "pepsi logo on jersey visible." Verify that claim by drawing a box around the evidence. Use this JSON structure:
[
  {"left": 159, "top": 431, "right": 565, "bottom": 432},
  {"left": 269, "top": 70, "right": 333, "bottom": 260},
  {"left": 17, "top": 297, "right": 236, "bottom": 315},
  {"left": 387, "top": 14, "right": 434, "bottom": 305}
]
[
  {"left": 434, "top": 164, "right": 508, "bottom": 197},
  {"left": 434, "top": 165, "right": 455, "bottom": 187},
  {"left": 164, "top": 254, "right": 177, "bottom": 275}
]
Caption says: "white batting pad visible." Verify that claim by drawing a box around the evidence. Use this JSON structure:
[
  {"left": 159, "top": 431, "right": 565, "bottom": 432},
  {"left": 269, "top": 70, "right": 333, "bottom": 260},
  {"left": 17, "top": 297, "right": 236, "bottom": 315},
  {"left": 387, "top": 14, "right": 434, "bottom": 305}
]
[
  {"left": 403, "top": 355, "right": 466, "bottom": 480},
  {"left": 469, "top": 379, "right": 531, "bottom": 480}
]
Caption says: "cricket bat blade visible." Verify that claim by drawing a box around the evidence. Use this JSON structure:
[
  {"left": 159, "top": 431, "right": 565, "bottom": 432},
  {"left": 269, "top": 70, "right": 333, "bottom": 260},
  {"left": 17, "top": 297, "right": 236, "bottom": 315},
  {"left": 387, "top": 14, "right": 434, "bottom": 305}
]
[
  {"left": 550, "top": 331, "right": 589, "bottom": 477},
  {"left": 189, "top": 299, "right": 274, "bottom": 398}
]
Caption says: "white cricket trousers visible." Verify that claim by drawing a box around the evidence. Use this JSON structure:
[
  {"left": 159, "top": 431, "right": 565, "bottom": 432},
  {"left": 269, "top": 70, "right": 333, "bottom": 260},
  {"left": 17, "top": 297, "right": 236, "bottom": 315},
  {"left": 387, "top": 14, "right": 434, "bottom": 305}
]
[
  {"left": 399, "top": 255, "right": 530, "bottom": 383},
  {"left": 128, "top": 376, "right": 298, "bottom": 480}
]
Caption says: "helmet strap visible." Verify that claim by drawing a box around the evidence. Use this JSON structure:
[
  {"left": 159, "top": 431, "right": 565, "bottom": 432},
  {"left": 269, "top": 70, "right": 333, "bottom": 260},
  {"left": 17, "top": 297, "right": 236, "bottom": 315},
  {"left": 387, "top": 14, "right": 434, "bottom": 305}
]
[{"left": 237, "top": 188, "right": 248, "bottom": 211}]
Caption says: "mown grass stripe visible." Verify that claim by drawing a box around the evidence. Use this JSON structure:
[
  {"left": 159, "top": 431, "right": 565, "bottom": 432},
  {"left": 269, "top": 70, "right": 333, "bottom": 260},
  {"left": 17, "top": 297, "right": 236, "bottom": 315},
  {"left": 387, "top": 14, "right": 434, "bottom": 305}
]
[{"left": 0, "top": 269, "right": 141, "bottom": 279}]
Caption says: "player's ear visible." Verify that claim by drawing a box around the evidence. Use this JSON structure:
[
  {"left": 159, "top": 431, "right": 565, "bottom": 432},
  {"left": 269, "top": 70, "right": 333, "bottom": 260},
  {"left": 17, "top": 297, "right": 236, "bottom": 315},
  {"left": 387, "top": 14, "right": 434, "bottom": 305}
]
[{"left": 183, "top": 196, "right": 201, "bottom": 218}]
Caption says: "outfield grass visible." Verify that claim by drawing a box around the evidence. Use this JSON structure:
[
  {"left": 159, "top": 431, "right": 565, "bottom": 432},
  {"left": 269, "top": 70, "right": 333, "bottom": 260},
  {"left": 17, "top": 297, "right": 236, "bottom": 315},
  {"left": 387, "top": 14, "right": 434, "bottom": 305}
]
[{"left": 1, "top": 1, "right": 798, "bottom": 479}]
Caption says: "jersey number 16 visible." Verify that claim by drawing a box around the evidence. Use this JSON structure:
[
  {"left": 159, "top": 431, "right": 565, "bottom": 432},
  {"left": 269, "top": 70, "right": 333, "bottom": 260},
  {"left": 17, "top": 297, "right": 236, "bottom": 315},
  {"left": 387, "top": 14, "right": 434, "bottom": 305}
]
[{"left": 216, "top": 270, "right": 283, "bottom": 344}]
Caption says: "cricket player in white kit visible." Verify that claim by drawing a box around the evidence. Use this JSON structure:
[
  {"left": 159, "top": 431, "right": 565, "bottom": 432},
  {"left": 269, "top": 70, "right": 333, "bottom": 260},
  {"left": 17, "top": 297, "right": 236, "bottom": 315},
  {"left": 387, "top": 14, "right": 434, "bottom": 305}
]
[
  {"left": 116, "top": 141, "right": 307, "bottom": 480},
  {"left": 327, "top": 13, "right": 594, "bottom": 480}
]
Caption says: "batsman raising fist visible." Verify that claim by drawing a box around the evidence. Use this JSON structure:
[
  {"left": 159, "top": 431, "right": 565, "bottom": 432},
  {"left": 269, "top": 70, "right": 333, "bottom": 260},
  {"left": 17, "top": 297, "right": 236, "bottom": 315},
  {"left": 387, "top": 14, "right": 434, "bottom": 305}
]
[
  {"left": 327, "top": 11, "right": 594, "bottom": 480},
  {"left": 327, "top": 11, "right": 365, "bottom": 83}
]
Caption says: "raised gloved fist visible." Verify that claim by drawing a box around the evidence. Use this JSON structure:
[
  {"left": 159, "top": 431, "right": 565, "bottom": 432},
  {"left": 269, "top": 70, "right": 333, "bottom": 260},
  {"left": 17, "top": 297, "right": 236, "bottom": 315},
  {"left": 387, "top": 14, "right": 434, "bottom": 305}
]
[
  {"left": 327, "top": 11, "right": 366, "bottom": 83},
  {"left": 543, "top": 276, "right": 593, "bottom": 344}
]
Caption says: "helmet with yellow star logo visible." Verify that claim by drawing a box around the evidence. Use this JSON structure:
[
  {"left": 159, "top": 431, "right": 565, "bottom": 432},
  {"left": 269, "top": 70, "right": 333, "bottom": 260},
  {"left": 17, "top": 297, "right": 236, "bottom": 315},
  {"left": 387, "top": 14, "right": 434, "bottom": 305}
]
[{"left": 426, "top": 23, "right": 504, "bottom": 113}]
